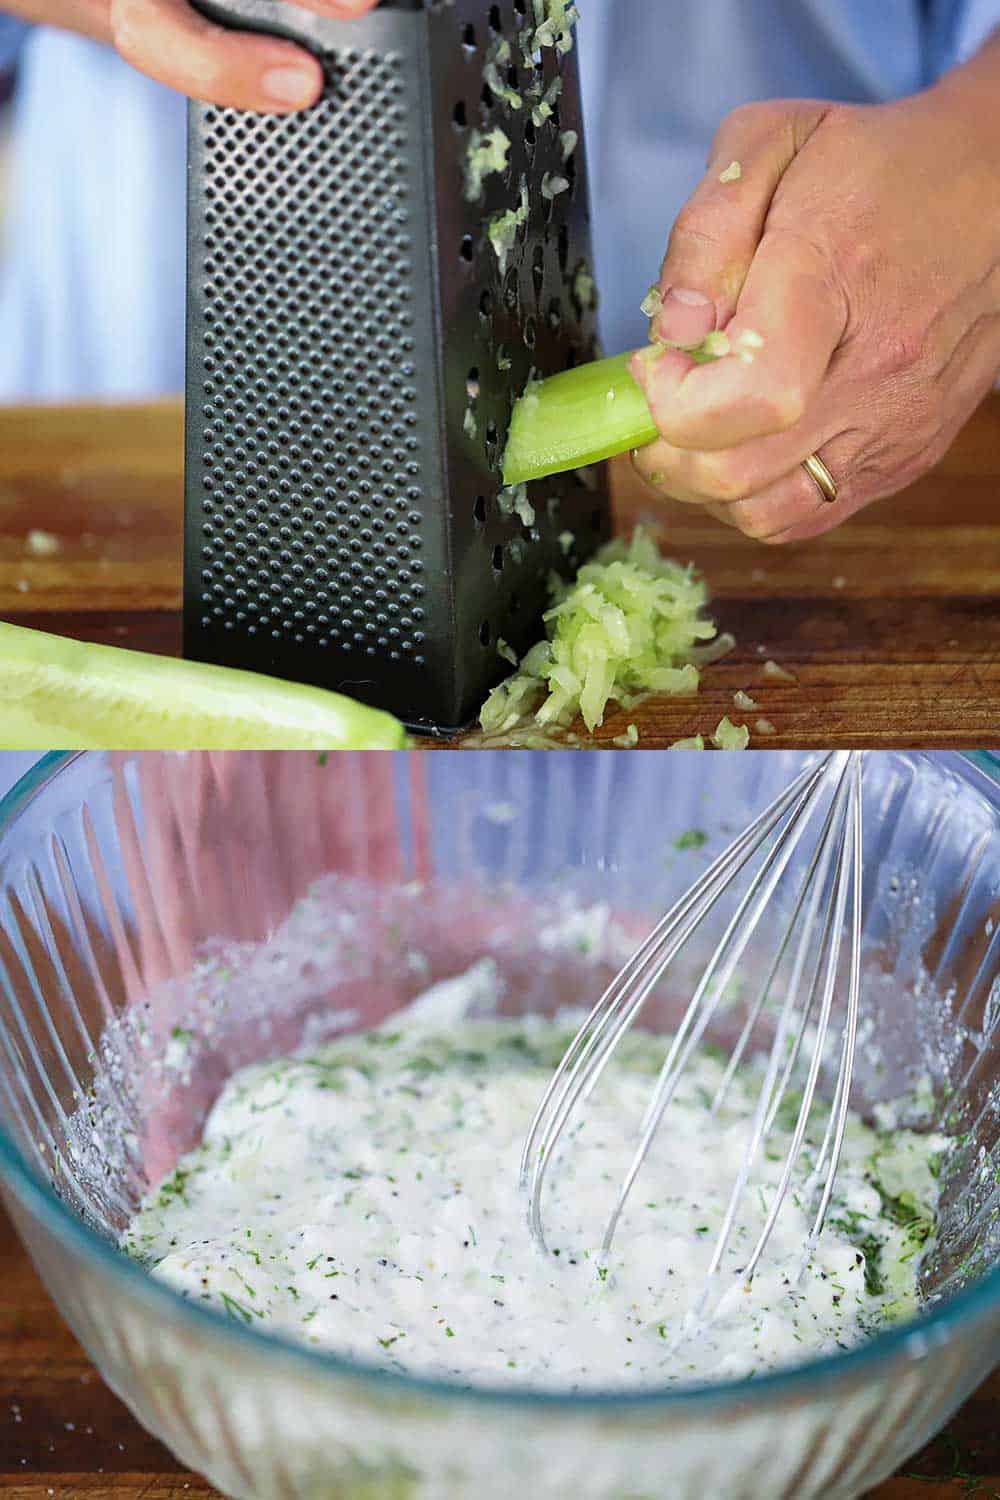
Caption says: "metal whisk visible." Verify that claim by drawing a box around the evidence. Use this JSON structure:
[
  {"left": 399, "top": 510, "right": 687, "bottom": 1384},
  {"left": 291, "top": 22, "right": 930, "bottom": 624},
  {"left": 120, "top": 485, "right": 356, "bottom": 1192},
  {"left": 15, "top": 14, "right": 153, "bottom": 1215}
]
[{"left": 521, "top": 750, "right": 864, "bottom": 1326}]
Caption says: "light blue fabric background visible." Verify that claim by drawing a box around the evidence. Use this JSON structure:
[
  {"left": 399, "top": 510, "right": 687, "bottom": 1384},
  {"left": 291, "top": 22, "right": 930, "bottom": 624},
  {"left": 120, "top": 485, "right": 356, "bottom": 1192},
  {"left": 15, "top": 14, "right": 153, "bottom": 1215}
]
[{"left": 0, "top": 0, "right": 997, "bottom": 399}]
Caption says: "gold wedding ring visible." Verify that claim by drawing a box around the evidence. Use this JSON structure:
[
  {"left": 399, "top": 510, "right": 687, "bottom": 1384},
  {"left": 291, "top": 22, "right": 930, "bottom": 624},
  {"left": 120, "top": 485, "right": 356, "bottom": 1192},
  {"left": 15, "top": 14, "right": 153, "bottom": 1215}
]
[{"left": 803, "top": 452, "right": 838, "bottom": 505}]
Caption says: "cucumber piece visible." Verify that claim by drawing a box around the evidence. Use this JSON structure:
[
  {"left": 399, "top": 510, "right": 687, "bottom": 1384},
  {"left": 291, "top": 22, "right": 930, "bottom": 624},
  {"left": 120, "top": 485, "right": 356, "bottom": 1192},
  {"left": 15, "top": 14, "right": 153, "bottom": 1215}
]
[
  {"left": 0, "top": 621, "right": 408, "bottom": 750},
  {"left": 502, "top": 338, "right": 727, "bottom": 487}
]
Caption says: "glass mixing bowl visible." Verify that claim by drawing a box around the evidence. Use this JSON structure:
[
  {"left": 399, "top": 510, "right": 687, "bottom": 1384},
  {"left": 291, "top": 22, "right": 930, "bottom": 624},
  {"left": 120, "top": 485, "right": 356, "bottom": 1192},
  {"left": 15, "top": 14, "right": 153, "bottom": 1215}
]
[{"left": 0, "top": 750, "right": 997, "bottom": 1500}]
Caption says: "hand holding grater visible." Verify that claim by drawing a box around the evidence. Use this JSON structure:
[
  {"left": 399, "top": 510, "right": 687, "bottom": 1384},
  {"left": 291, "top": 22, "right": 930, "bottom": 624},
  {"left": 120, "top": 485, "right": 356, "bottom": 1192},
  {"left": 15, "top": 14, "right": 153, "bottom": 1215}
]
[{"left": 185, "top": 0, "right": 610, "bottom": 732}]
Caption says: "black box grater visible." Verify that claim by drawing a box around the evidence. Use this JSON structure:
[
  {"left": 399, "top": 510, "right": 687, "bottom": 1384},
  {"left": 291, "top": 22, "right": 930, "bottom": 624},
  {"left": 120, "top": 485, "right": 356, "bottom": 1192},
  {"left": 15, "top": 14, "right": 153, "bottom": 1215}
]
[{"left": 185, "top": 0, "right": 610, "bottom": 733}]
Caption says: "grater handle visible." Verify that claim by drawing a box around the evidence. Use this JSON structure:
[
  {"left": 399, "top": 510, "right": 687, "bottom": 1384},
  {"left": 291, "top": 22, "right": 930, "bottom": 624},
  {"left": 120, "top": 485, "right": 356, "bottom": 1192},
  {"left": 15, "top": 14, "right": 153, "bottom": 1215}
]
[
  {"left": 190, "top": 0, "right": 420, "bottom": 43},
  {"left": 190, "top": 0, "right": 338, "bottom": 47}
]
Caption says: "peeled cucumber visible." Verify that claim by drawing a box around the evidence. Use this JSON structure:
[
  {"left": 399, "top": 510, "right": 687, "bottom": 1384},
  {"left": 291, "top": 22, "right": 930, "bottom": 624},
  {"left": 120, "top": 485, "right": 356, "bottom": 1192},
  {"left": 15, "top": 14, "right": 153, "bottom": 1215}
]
[
  {"left": 502, "top": 339, "right": 726, "bottom": 487},
  {"left": 0, "top": 621, "right": 408, "bottom": 750}
]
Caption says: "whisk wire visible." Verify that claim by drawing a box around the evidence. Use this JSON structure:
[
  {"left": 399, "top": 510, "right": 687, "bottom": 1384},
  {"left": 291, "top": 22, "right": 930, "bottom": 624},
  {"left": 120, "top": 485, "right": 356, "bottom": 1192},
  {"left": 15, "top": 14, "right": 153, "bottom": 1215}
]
[
  {"left": 701, "top": 757, "right": 854, "bottom": 1298},
  {"left": 520, "top": 758, "right": 832, "bottom": 1246},
  {"left": 711, "top": 759, "right": 850, "bottom": 1116},
  {"left": 740, "top": 757, "right": 856, "bottom": 1285},
  {"left": 523, "top": 750, "right": 866, "bottom": 1345},
  {"left": 599, "top": 764, "right": 841, "bottom": 1261},
  {"left": 805, "top": 754, "right": 864, "bottom": 1252}
]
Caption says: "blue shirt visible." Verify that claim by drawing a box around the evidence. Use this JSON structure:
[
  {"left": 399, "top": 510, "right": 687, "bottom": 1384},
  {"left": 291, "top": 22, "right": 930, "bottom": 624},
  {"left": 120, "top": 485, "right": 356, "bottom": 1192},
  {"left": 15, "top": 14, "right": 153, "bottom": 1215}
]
[{"left": 0, "top": 0, "right": 996, "bottom": 399}]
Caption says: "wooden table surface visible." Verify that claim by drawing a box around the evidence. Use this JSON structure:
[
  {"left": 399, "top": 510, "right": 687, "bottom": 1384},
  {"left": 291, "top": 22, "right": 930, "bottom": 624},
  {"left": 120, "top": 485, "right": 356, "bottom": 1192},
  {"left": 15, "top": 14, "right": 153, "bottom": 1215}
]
[
  {"left": 0, "top": 399, "right": 998, "bottom": 748},
  {"left": 1, "top": 1207, "right": 997, "bottom": 1499}
]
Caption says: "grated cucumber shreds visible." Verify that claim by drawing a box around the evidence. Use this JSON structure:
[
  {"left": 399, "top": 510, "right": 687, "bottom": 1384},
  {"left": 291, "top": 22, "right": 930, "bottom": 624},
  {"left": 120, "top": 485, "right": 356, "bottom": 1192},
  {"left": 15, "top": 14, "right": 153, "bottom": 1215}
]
[
  {"left": 479, "top": 529, "right": 718, "bottom": 738},
  {"left": 489, "top": 183, "right": 529, "bottom": 274},
  {"left": 464, "top": 127, "right": 511, "bottom": 202}
]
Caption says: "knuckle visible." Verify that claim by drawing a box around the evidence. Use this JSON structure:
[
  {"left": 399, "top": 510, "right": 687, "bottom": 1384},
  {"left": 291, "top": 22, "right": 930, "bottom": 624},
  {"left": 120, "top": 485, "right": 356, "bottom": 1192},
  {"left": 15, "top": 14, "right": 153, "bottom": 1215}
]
[
  {"left": 718, "top": 100, "right": 771, "bottom": 143},
  {"left": 110, "top": 0, "right": 142, "bottom": 62},
  {"left": 871, "top": 327, "right": 925, "bottom": 380},
  {"left": 734, "top": 508, "right": 774, "bottom": 542},
  {"left": 770, "top": 383, "right": 807, "bottom": 430},
  {"left": 696, "top": 455, "right": 749, "bottom": 503},
  {"left": 669, "top": 206, "right": 723, "bottom": 258}
]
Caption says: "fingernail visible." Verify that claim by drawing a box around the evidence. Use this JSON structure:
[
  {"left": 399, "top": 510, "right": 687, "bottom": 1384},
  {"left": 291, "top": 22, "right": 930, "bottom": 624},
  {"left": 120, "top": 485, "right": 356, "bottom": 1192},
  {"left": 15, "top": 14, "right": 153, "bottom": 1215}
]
[
  {"left": 666, "top": 287, "right": 712, "bottom": 307},
  {"left": 262, "top": 66, "right": 316, "bottom": 106}
]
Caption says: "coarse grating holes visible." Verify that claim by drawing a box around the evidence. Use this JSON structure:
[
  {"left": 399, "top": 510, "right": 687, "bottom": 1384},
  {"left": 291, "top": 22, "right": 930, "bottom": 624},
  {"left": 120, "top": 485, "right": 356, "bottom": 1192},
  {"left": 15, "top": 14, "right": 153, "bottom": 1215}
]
[
  {"left": 479, "top": 288, "right": 493, "bottom": 318},
  {"left": 491, "top": 544, "right": 504, "bottom": 571},
  {"left": 193, "top": 47, "right": 425, "bottom": 653},
  {"left": 557, "top": 223, "right": 569, "bottom": 273},
  {"left": 489, "top": 4, "right": 502, "bottom": 30},
  {"left": 479, "top": 619, "right": 492, "bottom": 647},
  {"left": 474, "top": 495, "right": 487, "bottom": 524},
  {"left": 462, "top": 22, "right": 476, "bottom": 50},
  {"left": 531, "top": 244, "right": 544, "bottom": 299},
  {"left": 460, "top": 233, "right": 474, "bottom": 262},
  {"left": 466, "top": 368, "right": 481, "bottom": 400},
  {"left": 502, "top": 266, "right": 519, "bottom": 312},
  {"left": 453, "top": 100, "right": 468, "bottom": 128}
]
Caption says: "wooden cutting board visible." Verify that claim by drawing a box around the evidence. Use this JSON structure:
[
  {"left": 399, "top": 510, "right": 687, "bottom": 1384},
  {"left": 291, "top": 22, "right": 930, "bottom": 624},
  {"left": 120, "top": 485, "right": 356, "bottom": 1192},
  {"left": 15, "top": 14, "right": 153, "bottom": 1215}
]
[
  {"left": 1, "top": 1207, "right": 997, "bottom": 1498},
  {"left": 0, "top": 399, "right": 998, "bottom": 747}
]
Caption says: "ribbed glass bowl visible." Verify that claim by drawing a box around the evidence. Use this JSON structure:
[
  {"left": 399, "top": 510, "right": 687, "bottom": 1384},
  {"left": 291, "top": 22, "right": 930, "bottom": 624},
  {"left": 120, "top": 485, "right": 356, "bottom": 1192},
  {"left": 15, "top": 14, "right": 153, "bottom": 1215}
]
[{"left": 0, "top": 750, "right": 997, "bottom": 1500}]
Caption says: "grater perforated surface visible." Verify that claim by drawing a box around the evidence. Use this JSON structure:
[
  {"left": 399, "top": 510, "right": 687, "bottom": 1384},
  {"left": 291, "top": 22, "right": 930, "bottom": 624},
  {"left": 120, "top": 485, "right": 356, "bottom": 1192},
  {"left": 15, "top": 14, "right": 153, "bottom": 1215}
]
[{"left": 185, "top": 0, "right": 609, "bottom": 731}]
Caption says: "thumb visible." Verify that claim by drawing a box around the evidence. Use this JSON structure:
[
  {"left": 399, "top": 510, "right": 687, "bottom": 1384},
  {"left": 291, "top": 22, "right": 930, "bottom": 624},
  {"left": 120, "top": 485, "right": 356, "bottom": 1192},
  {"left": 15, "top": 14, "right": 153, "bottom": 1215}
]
[{"left": 651, "top": 100, "right": 829, "bottom": 348}]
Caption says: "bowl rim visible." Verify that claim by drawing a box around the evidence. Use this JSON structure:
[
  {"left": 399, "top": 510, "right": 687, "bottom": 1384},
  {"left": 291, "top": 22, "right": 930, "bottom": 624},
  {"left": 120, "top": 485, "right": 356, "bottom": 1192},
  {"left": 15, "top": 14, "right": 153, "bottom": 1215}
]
[{"left": 0, "top": 749, "right": 998, "bottom": 1414}]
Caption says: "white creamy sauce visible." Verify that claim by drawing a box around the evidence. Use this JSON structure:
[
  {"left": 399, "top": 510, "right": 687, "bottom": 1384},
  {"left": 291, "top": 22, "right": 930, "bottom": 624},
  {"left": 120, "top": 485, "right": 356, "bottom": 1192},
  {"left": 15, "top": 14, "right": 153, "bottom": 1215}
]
[{"left": 125, "top": 966, "right": 942, "bottom": 1390}]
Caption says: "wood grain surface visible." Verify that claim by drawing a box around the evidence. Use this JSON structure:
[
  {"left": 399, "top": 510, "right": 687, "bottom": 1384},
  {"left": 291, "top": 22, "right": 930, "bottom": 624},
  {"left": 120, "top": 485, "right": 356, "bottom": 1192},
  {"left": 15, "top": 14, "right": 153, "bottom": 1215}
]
[
  {"left": 1, "top": 1206, "right": 997, "bottom": 1498},
  {"left": 0, "top": 399, "right": 998, "bottom": 748}
]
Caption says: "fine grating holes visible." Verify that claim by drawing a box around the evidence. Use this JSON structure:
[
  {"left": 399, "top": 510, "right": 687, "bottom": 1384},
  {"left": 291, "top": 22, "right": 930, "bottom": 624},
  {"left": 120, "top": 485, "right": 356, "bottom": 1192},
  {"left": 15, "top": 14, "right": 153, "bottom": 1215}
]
[
  {"left": 193, "top": 48, "right": 425, "bottom": 656},
  {"left": 479, "top": 288, "right": 493, "bottom": 318},
  {"left": 479, "top": 619, "right": 492, "bottom": 647},
  {"left": 523, "top": 315, "right": 537, "bottom": 349}
]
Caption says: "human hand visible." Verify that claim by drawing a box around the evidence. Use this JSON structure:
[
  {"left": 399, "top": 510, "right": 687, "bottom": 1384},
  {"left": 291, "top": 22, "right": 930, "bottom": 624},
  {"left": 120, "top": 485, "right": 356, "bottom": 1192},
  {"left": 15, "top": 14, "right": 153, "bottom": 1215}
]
[
  {"left": 629, "top": 56, "right": 1000, "bottom": 543},
  {"left": 7, "top": 0, "right": 378, "bottom": 111}
]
